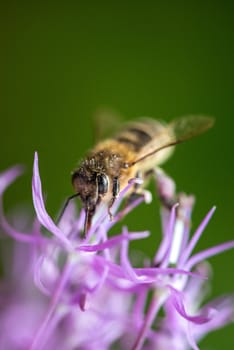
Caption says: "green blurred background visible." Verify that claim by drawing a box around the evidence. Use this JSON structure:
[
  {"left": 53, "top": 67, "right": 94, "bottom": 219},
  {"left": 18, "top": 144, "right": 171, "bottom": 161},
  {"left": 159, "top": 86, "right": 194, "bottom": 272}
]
[{"left": 0, "top": 1, "right": 233, "bottom": 348}]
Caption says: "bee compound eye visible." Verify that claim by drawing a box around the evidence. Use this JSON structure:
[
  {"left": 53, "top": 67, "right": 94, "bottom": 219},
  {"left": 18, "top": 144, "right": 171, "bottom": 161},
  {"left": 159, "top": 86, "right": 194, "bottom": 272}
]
[{"left": 97, "top": 174, "right": 109, "bottom": 195}]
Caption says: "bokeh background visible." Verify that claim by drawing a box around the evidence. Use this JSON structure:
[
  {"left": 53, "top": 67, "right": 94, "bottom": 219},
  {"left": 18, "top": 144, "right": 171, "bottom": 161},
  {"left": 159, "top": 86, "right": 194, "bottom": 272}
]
[{"left": 0, "top": 1, "right": 233, "bottom": 348}]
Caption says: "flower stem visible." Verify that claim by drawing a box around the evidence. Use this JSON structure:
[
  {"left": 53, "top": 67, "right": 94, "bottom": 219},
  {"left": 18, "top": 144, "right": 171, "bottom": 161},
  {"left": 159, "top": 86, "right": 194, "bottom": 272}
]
[
  {"left": 131, "top": 290, "right": 167, "bottom": 350},
  {"left": 29, "top": 259, "right": 73, "bottom": 350}
]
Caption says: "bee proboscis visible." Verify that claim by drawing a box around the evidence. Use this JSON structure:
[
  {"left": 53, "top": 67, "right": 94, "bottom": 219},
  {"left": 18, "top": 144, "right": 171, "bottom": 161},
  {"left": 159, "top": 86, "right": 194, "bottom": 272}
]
[{"left": 60, "top": 116, "right": 214, "bottom": 235}]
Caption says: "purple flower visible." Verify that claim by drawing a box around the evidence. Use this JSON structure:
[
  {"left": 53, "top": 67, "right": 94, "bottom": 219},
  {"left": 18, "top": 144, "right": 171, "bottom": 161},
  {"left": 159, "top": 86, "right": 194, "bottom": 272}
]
[{"left": 0, "top": 153, "right": 233, "bottom": 350}]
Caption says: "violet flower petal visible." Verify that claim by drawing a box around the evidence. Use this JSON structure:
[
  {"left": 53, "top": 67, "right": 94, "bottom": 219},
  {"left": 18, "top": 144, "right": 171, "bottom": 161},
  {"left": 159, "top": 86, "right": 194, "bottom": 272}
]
[
  {"left": 186, "top": 240, "right": 234, "bottom": 270},
  {"left": 169, "top": 286, "right": 212, "bottom": 324},
  {"left": 154, "top": 203, "right": 178, "bottom": 267},
  {"left": 32, "top": 152, "right": 72, "bottom": 250},
  {"left": 0, "top": 165, "right": 24, "bottom": 195},
  {"left": 0, "top": 165, "right": 46, "bottom": 244},
  {"left": 179, "top": 206, "right": 216, "bottom": 266}
]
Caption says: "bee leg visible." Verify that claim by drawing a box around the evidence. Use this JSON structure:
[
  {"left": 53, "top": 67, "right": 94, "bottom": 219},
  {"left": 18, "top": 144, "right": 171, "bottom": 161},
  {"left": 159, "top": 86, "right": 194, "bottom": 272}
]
[
  {"left": 126, "top": 171, "right": 152, "bottom": 205},
  {"left": 56, "top": 193, "right": 80, "bottom": 225},
  {"left": 108, "top": 176, "right": 120, "bottom": 220},
  {"left": 153, "top": 168, "right": 177, "bottom": 210},
  {"left": 155, "top": 169, "right": 195, "bottom": 226},
  {"left": 126, "top": 171, "right": 142, "bottom": 204}
]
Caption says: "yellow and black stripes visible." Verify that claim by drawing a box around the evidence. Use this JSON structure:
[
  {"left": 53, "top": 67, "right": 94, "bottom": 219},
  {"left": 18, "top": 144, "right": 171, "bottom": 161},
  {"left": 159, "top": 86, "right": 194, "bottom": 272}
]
[{"left": 114, "top": 121, "right": 156, "bottom": 152}]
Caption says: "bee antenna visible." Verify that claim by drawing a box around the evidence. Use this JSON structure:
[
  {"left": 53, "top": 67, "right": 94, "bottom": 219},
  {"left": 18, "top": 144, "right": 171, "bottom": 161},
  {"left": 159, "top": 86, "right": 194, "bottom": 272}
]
[
  {"left": 125, "top": 140, "right": 179, "bottom": 168},
  {"left": 56, "top": 193, "right": 80, "bottom": 225}
]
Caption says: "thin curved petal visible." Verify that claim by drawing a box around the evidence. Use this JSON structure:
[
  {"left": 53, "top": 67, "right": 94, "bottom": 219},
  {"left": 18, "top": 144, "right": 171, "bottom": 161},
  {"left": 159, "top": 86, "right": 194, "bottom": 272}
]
[
  {"left": 169, "top": 286, "right": 211, "bottom": 324},
  {"left": 32, "top": 152, "right": 72, "bottom": 250},
  {"left": 0, "top": 165, "right": 24, "bottom": 195}
]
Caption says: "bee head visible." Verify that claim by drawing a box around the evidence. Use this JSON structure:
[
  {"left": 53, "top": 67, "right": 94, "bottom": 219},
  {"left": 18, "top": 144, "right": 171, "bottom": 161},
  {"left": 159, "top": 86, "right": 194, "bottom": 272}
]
[{"left": 71, "top": 166, "right": 109, "bottom": 234}]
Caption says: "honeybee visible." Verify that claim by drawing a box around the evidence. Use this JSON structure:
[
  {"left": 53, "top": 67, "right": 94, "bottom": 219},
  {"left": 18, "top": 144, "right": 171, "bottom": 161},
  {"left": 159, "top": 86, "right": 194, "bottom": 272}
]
[{"left": 63, "top": 116, "right": 214, "bottom": 235}]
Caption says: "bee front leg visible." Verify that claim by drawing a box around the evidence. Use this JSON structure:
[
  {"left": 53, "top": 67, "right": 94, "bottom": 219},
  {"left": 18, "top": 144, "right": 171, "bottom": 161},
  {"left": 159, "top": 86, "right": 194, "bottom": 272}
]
[
  {"left": 126, "top": 171, "right": 152, "bottom": 205},
  {"left": 154, "top": 168, "right": 177, "bottom": 210},
  {"left": 125, "top": 171, "right": 143, "bottom": 205},
  {"left": 108, "top": 176, "right": 120, "bottom": 220}
]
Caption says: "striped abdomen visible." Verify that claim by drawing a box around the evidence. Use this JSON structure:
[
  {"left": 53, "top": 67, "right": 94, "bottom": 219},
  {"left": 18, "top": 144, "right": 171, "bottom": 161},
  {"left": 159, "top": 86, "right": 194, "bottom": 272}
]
[{"left": 114, "top": 119, "right": 172, "bottom": 153}]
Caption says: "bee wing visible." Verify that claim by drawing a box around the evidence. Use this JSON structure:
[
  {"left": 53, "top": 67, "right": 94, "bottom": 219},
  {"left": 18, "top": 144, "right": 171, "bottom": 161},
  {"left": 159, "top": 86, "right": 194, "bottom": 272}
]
[
  {"left": 128, "top": 116, "right": 214, "bottom": 167},
  {"left": 93, "top": 108, "right": 123, "bottom": 142},
  {"left": 169, "top": 115, "right": 214, "bottom": 143}
]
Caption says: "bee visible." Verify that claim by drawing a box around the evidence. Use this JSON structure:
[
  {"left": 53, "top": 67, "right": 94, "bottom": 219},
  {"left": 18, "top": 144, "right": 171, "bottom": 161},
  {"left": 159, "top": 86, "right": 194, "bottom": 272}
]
[{"left": 61, "top": 116, "right": 214, "bottom": 235}]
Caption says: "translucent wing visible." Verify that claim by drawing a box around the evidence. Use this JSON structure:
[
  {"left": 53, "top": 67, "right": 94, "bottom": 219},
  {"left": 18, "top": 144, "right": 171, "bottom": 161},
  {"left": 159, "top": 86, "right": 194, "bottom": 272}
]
[
  {"left": 127, "top": 116, "right": 214, "bottom": 167},
  {"left": 93, "top": 108, "right": 123, "bottom": 142},
  {"left": 169, "top": 115, "right": 214, "bottom": 143}
]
